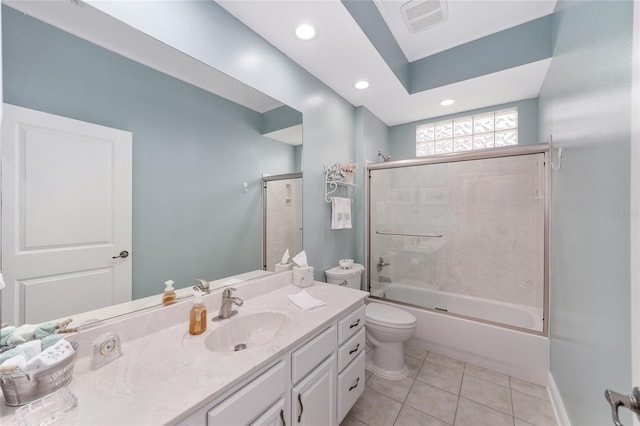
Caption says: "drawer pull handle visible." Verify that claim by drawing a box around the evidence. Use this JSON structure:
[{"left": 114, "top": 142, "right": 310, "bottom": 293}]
[
  {"left": 349, "top": 377, "right": 360, "bottom": 391},
  {"left": 349, "top": 343, "right": 360, "bottom": 355},
  {"left": 349, "top": 319, "right": 360, "bottom": 329},
  {"left": 280, "top": 408, "right": 286, "bottom": 426},
  {"left": 298, "top": 394, "right": 304, "bottom": 423}
]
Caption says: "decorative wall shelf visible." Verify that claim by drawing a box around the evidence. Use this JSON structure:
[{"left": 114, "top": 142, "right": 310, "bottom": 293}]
[{"left": 324, "top": 163, "right": 358, "bottom": 203}]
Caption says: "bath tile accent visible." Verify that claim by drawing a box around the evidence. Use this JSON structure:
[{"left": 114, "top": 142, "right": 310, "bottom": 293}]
[
  {"left": 394, "top": 405, "right": 451, "bottom": 426},
  {"left": 454, "top": 397, "right": 513, "bottom": 426},
  {"left": 349, "top": 389, "right": 403, "bottom": 426},
  {"left": 464, "top": 363, "right": 510, "bottom": 388},
  {"left": 405, "top": 344, "right": 428, "bottom": 360},
  {"left": 405, "top": 355, "right": 424, "bottom": 379},
  {"left": 460, "top": 375, "right": 512, "bottom": 415},
  {"left": 340, "top": 415, "right": 368, "bottom": 426},
  {"left": 510, "top": 377, "right": 550, "bottom": 401},
  {"left": 405, "top": 381, "right": 458, "bottom": 424},
  {"left": 366, "top": 375, "right": 414, "bottom": 403},
  {"left": 417, "top": 361, "right": 464, "bottom": 394},
  {"left": 426, "top": 352, "right": 465, "bottom": 373},
  {"left": 512, "top": 389, "right": 557, "bottom": 426}
]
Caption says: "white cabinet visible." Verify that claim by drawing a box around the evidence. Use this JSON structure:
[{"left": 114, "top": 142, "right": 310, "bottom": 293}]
[
  {"left": 207, "top": 361, "right": 286, "bottom": 425},
  {"left": 291, "top": 354, "right": 337, "bottom": 426}
]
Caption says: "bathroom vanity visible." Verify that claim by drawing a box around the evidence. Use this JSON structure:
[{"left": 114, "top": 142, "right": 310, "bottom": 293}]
[{"left": 0, "top": 272, "right": 368, "bottom": 425}]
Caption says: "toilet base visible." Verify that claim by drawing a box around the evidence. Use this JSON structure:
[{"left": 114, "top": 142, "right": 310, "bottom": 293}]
[{"left": 366, "top": 356, "right": 409, "bottom": 380}]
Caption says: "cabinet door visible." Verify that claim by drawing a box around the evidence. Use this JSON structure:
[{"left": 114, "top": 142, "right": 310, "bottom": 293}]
[
  {"left": 291, "top": 354, "right": 337, "bottom": 426},
  {"left": 251, "top": 398, "right": 286, "bottom": 426}
]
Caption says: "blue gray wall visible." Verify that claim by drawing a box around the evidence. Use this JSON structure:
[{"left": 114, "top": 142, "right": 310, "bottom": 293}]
[
  {"left": 354, "top": 106, "right": 390, "bottom": 273},
  {"left": 2, "top": 6, "right": 298, "bottom": 298},
  {"left": 388, "top": 98, "right": 539, "bottom": 161},
  {"left": 86, "top": 0, "right": 357, "bottom": 281},
  {"left": 539, "top": 1, "right": 633, "bottom": 424}
]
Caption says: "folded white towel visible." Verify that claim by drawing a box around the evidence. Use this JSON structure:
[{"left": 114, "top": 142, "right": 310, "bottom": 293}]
[
  {"left": 288, "top": 290, "right": 326, "bottom": 310},
  {"left": 331, "top": 197, "right": 352, "bottom": 230},
  {"left": 23, "top": 338, "right": 75, "bottom": 372}
]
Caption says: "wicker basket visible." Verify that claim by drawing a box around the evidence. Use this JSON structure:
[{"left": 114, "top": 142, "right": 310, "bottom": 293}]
[{"left": 0, "top": 342, "right": 78, "bottom": 406}]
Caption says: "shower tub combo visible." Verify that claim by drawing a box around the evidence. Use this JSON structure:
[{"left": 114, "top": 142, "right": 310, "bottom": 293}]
[{"left": 366, "top": 144, "right": 550, "bottom": 384}]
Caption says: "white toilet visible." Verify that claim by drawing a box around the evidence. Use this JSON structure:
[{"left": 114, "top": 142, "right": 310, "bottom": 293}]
[
  {"left": 365, "top": 302, "right": 416, "bottom": 380},
  {"left": 325, "top": 264, "right": 417, "bottom": 380}
]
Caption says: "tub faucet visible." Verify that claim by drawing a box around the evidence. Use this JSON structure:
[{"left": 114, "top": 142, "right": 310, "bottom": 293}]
[
  {"left": 216, "top": 287, "right": 243, "bottom": 320},
  {"left": 377, "top": 257, "right": 390, "bottom": 272}
]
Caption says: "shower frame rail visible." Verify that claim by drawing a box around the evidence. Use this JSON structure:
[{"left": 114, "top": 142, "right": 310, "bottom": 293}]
[
  {"left": 365, "top": 143, "right": 550, "bottom": 337},
  {"left": 375, "top": 231, "right": 443, "bottom": 238}
]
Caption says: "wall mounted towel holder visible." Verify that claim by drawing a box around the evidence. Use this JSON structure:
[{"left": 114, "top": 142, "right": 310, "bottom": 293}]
[{"left": 324, "top": 163, "right": 357, "bottom": 203}]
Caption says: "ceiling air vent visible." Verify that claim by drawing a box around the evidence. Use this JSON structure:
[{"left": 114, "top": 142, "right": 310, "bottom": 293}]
[{"left": 400, "top": 0, "right": 448, "bottom": 33}]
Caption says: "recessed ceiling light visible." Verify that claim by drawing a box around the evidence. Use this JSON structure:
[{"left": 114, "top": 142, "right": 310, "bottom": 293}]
[
  {"left": 354, "top": 80, "right": 370, "bottom": 90},
  {"left": 440, "top": 99, "right": 455, "bottom": 106},
  {"left": 295, "top": 24, "right": 316, "bottom": 41}
]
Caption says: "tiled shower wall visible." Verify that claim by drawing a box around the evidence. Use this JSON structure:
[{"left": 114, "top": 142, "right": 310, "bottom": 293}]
[
  {"left": 264, "top": 177, "right": 303, "bottom": 271},
  {"left": 369, "top": 154, "right": 545, "bottom": 313}
]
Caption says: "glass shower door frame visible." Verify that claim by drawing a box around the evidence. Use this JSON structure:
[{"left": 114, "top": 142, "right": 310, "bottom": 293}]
[{"left": 366, "top": 144, "right": 550, "bottom": 336}]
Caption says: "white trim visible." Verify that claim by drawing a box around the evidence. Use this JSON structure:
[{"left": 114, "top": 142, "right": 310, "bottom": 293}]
[
  {"left": 631, "top": 1, "right": 640, "bottom": 424},
  {"left": 548, "top": 371, "right": 572, "bottom": 426}
]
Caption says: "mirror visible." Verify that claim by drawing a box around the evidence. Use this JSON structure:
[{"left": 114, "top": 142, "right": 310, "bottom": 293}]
[{"left": 0, "top": 3, "right": 303, "bottom": 326}]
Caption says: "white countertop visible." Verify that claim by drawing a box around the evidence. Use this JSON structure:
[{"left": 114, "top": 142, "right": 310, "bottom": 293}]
[{"left": 0, "top": 279, "right": 368, "bottom": 425}]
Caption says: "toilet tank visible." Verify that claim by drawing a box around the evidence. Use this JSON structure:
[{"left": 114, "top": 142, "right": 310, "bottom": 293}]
[{"left": 325, "top": 264, "right": 364, "bottom": 290}]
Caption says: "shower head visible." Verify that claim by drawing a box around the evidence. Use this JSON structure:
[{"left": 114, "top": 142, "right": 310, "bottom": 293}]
[{"left": 378, "top": 151, "right": 391, "bottom": 162}]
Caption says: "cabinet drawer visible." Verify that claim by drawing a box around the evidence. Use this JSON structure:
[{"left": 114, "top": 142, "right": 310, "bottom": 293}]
[
  {"left": 337, "top": 351, "right": 365, "bottom": 424},
  {"left": 337, "top": 328, "right": 365, "bottom": 372},
  {"left": 337, "top": 304, "right": 366, "bottom": 345},
  {"left": 291, "top": 325, "right": 336, "bottom": 384},
  {"left": 208, "top": 361, "right": 286, "bottom": 425}
]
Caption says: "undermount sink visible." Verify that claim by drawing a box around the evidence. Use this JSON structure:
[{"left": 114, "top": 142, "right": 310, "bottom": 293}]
[{"left": 205, "top": 312, "right": 288, "bottom": 352}]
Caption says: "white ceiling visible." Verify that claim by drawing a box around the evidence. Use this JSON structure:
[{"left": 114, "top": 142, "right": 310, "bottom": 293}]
[
  {"left": 218, "top": 0, "right": 556, "bottom": 126},
  {"left": 374, "top": 0, "right": 556, "bottom": 62}
]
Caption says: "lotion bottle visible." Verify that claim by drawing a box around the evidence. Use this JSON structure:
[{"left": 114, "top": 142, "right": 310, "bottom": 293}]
[
  {"left": 189, "top": 288, "right": 207, "bottom": 335},
  {"left": 162, "top": 280, "right": 176, "bottom": 306}
]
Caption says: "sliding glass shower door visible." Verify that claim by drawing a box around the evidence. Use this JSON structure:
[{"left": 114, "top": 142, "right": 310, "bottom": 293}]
[{"left": 368, "top": 150, "right": 547, "bottom": 333}]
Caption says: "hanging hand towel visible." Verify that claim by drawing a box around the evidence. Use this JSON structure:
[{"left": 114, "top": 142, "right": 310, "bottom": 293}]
[{"left": 331, "top": 197, "right": 352, "bottom": 230}]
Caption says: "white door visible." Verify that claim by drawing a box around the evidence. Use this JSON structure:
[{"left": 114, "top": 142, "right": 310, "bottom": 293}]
[{"left": 1, "top": 104, "right": 132, "bottom": 325}]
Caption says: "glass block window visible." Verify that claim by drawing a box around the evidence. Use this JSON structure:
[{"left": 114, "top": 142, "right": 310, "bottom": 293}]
[{"left": 416, "top": 108, "right": 518, "bottom": 157}]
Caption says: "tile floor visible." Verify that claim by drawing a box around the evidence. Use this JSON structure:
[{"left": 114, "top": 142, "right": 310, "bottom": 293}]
[{"left": 341, "top": 346, "right": 558, "bottom": 426}]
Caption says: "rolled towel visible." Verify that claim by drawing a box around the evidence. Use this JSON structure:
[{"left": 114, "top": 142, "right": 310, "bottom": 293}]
[
  {"left": 42, "top": 334, "right": 65, "bottom": 350},
  {"left": 23, "top": 339, "right": 75, "bottom": 372},
  {"left": 288, "top": 290, "right": 326, "bottom": 310},
  {"left": 0, "top": 347, "right": 27, "bottom": 364},
  {"left": 19, "top": 340, "right": 42, "bottom": 359},
  {"left": 1, "top": 354, "right": 27, "bottom": 370}
]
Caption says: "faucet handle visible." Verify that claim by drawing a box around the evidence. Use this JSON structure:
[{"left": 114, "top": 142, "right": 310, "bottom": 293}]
[{"left": 222, "top": 287, "right": 236, "bottom": 298}]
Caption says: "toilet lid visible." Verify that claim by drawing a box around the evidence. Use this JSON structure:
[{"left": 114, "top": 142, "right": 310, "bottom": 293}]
[{"left": 366, "top": 303, "right": 416, "bottom": 327}]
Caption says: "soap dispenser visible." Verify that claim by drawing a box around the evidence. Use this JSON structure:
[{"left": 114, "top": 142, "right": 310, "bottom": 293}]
[
  {"left": 162, "top": 280, "right": 176, "bottom": 306},
  {"left": 189, "top": 288, "right": 207, "bottom": 335}
]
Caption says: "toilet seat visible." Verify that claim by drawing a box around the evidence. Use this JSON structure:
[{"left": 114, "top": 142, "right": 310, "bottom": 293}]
[{"left": 366, "top": 303, "right": 416, "bottom": 328}]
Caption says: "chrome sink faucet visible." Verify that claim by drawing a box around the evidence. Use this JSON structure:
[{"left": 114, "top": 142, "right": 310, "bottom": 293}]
[{"left": 215, "top": 288, "right": 243, "bottom": 320}]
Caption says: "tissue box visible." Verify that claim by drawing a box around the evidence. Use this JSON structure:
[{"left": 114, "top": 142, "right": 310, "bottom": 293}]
[
  {"left": 292, "top": 267, "right": 314, "bottom": 288},
  {"left": 274, "top": 263, "right": 294, "bottom": 272}
]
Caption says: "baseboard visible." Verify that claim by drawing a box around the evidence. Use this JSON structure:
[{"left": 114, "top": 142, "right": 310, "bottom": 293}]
[{"left": 548, "top": 371, "right": 571, "bottom": 426}]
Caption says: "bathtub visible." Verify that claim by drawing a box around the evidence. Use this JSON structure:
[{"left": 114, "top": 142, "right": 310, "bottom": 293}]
[
  {"left": 369, "top": 283, "right": 550, "bottom": 385},
  {"left": 371, "top": 283, "right": 543, "bottom": 331}
]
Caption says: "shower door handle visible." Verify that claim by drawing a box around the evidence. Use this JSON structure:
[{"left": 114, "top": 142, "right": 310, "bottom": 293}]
[{"left": 605, "top": 387, "right": 640, "bottom": 425}]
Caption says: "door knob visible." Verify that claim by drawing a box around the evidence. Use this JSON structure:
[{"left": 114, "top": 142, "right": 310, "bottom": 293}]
[
  {"left": 112, "top": 250, "right": 129, "bottom": 259},
  {"left": 605, "top": 387, "right": 640, "bottom": 425}
]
